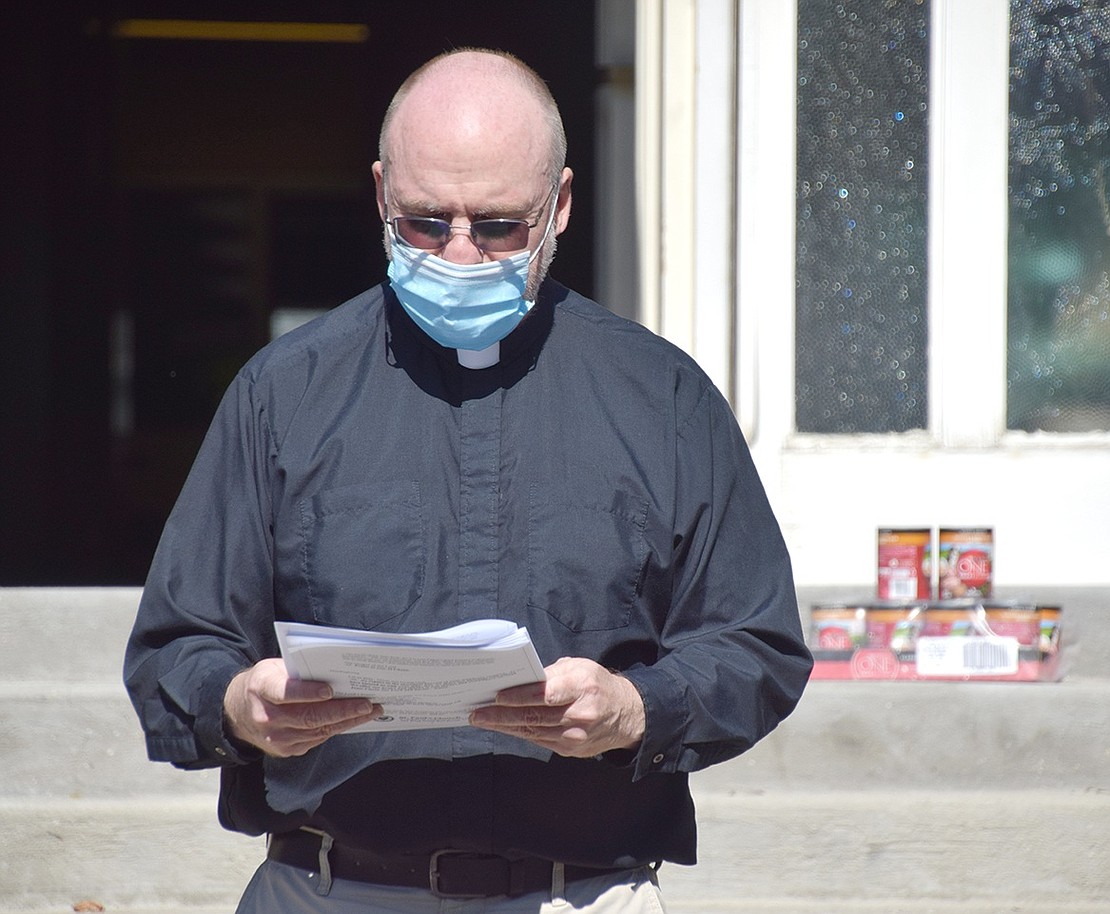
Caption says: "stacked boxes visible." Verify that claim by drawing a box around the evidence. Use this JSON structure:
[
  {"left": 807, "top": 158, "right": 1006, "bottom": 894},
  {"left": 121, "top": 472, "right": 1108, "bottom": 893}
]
[
  {"left": 808, "top": 600, "right": 1061, "bottom": 681},
  {"left": 808, "top": 527, "right": 1062, "bottom": 681}
]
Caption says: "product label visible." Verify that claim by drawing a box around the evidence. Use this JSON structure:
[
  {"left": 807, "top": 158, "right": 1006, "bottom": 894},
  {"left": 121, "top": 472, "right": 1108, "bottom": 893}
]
[
  {"left": 915, "top": 636, "right": 1018, "bottom": 676},
  {"left": 938, "top": 529, "right": 993, "bottom": 599},
  {"left": 850, "top": 648, "right": 902, "bottom": 679},
  {"left": 877, "top": 536, "right": 931, "bottom": 600}
]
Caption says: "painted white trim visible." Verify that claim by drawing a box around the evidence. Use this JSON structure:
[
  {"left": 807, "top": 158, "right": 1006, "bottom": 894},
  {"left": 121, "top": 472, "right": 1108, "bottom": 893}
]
[
  {"left": 632, "top": 0, "right": 738, "bottom": 404},
  {"left": 737, "top": 0, "right": 798, "bottom": 464},
  {"left": 659, "top": 0, "right": 698, "bottom": 356},
  {"left": 932, "top": 0, "right": 1010, "bottom": 446},
  {"left": 635, "top": 0, "right": 663, "bottom": 336},
  {"left": 692, "top": 0, "right": 738, "bottom": 399}
]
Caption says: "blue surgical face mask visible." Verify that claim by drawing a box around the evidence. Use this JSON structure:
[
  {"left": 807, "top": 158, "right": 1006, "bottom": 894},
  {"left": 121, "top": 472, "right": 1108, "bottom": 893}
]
[{"left": 387, "top": 233, "right": 538, "bottom": 352}]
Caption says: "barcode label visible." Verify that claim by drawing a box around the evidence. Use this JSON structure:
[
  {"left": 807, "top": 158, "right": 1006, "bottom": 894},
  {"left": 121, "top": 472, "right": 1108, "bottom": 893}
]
[
  {"left": 886, "top": 577, "right": 918, "bottom": 599},
  {"left": 915, "top": 637, "right": 1019, "bottom": 677}
]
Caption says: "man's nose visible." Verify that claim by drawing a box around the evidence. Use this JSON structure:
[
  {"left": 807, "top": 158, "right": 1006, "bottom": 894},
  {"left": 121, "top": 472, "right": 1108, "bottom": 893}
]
[{"left": 440, "top": 225, "right": 484, "bottom": 264}]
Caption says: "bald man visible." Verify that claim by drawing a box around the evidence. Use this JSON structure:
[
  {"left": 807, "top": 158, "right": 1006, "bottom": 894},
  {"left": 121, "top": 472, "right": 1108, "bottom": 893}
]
[{"left": 125, "top": 49, "right": 811, "bottom": 913}]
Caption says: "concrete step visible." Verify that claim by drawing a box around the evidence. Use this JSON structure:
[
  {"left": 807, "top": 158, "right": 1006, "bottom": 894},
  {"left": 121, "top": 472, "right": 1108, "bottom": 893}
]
[
  {"left": 3, "top": 588, "right": 1108, "bottom": 796},
  {"left": 2, "top": 586, "right": 1108, "bottom": 913},
  {"left": 716, "top": 678, "right": 1110, "bottom": 792},
  {"left": 664, "top": 902, "right": 1110, "bottom": 913},
  {"left": 4, "top": 585, "right": 1106, "bottom": 682},
  {"left": 3, "top": 678, "right": 1107, "bottom": 799},
  {"left": 2, "top": 790, "right": 1107, "bottom": 913},
  {"left": 3, "top": 909, "right": 237, "bottom": 914},
  {"left": 0, "top": 796, "right": 261, "bottom": 913},
  {"left": 6, "top": 902, "right": 1105, "bottom": 914},
  {"left": 0, "top": 683, "right": 221, "bottom": 798},
  {"left": 0, "top": 588, "right": 140, "bottom": 685},
  {"left": 668, "top": 788, "right": 1110, "bottom": 910}
]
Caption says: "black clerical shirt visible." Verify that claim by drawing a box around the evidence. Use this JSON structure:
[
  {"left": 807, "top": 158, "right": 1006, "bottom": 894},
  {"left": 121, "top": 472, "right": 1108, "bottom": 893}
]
[{"left": 124, "top": 279, "right": 811, "bottom": 868}]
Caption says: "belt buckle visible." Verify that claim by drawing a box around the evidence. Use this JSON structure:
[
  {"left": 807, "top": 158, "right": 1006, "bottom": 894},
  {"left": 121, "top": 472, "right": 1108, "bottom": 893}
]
[{"left": 428, "top": 849, "right": 487, "bottom": 899}]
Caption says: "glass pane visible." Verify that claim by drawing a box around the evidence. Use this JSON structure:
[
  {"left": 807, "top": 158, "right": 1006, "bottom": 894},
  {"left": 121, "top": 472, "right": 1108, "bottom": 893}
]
[
  {"left": 127, "top": 190, "right": 261, "bottom": 430},
  {"left": 1008, "top": 1, "right": 1110, "bottom": 432},
  {"left": 796, "top": 0, "right": 930, "bottom": 433}
]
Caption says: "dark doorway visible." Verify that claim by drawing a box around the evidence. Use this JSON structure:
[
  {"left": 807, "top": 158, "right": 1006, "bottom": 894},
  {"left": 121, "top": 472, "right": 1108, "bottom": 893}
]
[{"left": 1, "top": 3, "right": 597, "bottom": 584}]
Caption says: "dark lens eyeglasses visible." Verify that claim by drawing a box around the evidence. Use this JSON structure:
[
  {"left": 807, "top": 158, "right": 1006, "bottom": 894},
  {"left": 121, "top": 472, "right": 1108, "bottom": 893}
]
[{"left": 388, "top": 188, "right": 556, "bottom": 255}]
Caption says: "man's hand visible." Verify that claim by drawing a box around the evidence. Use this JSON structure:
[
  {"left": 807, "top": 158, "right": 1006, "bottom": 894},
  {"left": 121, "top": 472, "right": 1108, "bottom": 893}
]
[
  {"left": 468, "top": 657, "right": 645, "bottom": 757},
  {"left": 223, "top": 658, "right": 381, "bottom": 757}
]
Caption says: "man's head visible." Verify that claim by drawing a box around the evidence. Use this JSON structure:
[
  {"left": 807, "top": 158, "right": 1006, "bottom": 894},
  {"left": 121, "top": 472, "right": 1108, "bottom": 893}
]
[{"left": 373, "top": 49, "right": 573, "bottom": 301}]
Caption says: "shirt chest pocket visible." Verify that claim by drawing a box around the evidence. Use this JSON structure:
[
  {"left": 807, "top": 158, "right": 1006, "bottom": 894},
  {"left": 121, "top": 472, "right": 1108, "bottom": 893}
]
[
  {"left": 527, "top": 491, "right": 649, "bottom": 632},
  {"left": 298, "top": 481, "right": 425, "bottom": 630}
]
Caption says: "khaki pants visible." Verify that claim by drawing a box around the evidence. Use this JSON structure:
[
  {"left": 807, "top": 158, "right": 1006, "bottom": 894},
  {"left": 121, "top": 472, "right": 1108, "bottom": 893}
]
[{"left": 235, "top": 859, "right": 669, "bottom": 914}]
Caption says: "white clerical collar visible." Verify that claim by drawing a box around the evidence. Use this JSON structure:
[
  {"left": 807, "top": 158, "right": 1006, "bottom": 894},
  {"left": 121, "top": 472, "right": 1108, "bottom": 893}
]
[{"left": 456, "top": 342, "right": 500, "bottom": 369}]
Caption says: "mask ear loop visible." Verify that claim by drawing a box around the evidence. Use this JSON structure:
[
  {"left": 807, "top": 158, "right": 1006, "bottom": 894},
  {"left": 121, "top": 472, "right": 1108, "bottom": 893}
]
[{"left": 528, "top": 183, "right": 561, "bottom": 265}]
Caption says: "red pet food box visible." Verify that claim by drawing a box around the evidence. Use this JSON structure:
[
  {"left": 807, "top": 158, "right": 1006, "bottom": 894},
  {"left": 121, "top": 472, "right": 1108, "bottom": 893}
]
[{"left": 808, "top": 599, "right": 1061, "bottom": 681}]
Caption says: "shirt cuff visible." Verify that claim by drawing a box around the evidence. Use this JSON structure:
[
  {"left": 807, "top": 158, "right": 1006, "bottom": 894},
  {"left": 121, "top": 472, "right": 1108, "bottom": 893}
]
[
  {"left": 619, "top": 664, "right": 688, "bottom": 780},
  {"left": 195, "top": 665, "right": 262, "bottom": 766}
]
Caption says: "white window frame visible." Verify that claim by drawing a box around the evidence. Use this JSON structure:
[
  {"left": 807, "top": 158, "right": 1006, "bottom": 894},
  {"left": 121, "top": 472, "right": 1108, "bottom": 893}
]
[{"left": 634, "top": 0, "right": 1110, "bottom": 589}]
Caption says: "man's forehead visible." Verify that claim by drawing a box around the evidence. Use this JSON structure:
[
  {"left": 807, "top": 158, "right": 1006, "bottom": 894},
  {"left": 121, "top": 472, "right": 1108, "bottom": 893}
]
[
  {"left": 381, "top": 57, "right": 553, "bottom": 209},
  {"left": 385, "top": 167, "right": 548, "bottom": 215},
  {"left": 392, "top": 90, "right": 544, "bottom": 153},
  {"left": 387, "top": 59, "right": 549, "bottom": 158},
  {"left": 385, "top": 113, "right": 549, "bottom": 210}
]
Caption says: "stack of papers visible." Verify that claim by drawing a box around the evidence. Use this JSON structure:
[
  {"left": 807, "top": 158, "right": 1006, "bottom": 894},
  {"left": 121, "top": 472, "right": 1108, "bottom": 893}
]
[{"left": 275, "top": 619, "right": 546, "bottom": 732}]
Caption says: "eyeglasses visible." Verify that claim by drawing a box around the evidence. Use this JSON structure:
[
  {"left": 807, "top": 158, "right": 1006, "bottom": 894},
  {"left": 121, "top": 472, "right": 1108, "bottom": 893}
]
[{"left": 387, "top": 186, "right": 557, "bottom": 254}]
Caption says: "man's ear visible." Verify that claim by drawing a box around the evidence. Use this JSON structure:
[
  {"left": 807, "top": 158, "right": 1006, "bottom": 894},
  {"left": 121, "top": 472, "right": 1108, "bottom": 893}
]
[
  {"left": 554, "top": 167, "right": 574, "bottom": 236},
  {"left": 372, "top": 161, "right": 387, "bottom": 221}
]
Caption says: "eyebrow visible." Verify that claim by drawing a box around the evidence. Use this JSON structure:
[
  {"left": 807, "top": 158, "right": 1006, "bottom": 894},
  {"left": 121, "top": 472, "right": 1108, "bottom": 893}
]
[
  {"left": 391, "top": 197, "right": 449, "bottom": 218},
  {"left": 388, "top": 192, "right": 545, "bottom": 221}
]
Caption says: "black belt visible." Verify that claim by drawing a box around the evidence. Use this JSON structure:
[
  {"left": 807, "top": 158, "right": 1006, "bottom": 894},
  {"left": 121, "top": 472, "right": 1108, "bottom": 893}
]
[{"left": 267, "top": 829, "right": 626, "bottom": 898}]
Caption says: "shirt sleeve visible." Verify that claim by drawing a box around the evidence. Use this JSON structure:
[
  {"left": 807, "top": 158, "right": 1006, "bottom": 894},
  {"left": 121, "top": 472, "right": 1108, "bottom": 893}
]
[
  {"left": 123, "top": 371, "right": 277, "bottom": 770},
  {"left": 620, "top": 378, "right": 813, "bottom": 781}
]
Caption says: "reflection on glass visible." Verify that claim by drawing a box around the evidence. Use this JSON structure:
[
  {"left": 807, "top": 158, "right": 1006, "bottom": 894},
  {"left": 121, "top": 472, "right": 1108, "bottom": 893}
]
[
  {"left": 1008, "top": 0, "right": 1110, "bottom": 432},
  {"left": 796, "top": 0, "right": 930, "bottom": 434}
]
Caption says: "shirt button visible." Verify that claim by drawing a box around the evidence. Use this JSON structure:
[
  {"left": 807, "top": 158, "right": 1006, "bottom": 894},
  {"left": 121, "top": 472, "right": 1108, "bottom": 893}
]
[
  {"left": 652, "top": 753, "right": 665, "bottom": 765},
  {"left": 215, "top": 747, "right": 228, "bottom": 757}
]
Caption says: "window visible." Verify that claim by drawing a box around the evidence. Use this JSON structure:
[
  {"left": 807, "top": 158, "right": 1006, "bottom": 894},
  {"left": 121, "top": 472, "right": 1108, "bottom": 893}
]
[
  {"left": 792, "top": 0, "right": 1110, "bottom": 437},
  {"left": 726, "top": 0, "right": 1109, "bottom": 587},
  {"left": 1007, "top": 0, "right": 1110, "bottom": 432},
  {"left": 796, "top": 0, "right": 930, "bottom": 433}
]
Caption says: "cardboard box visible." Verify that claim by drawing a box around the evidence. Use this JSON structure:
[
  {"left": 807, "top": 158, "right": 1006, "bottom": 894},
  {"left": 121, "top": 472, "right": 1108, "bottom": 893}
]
[{"left": 808, "top": 599, "right": 1062, "bottom": 682}]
